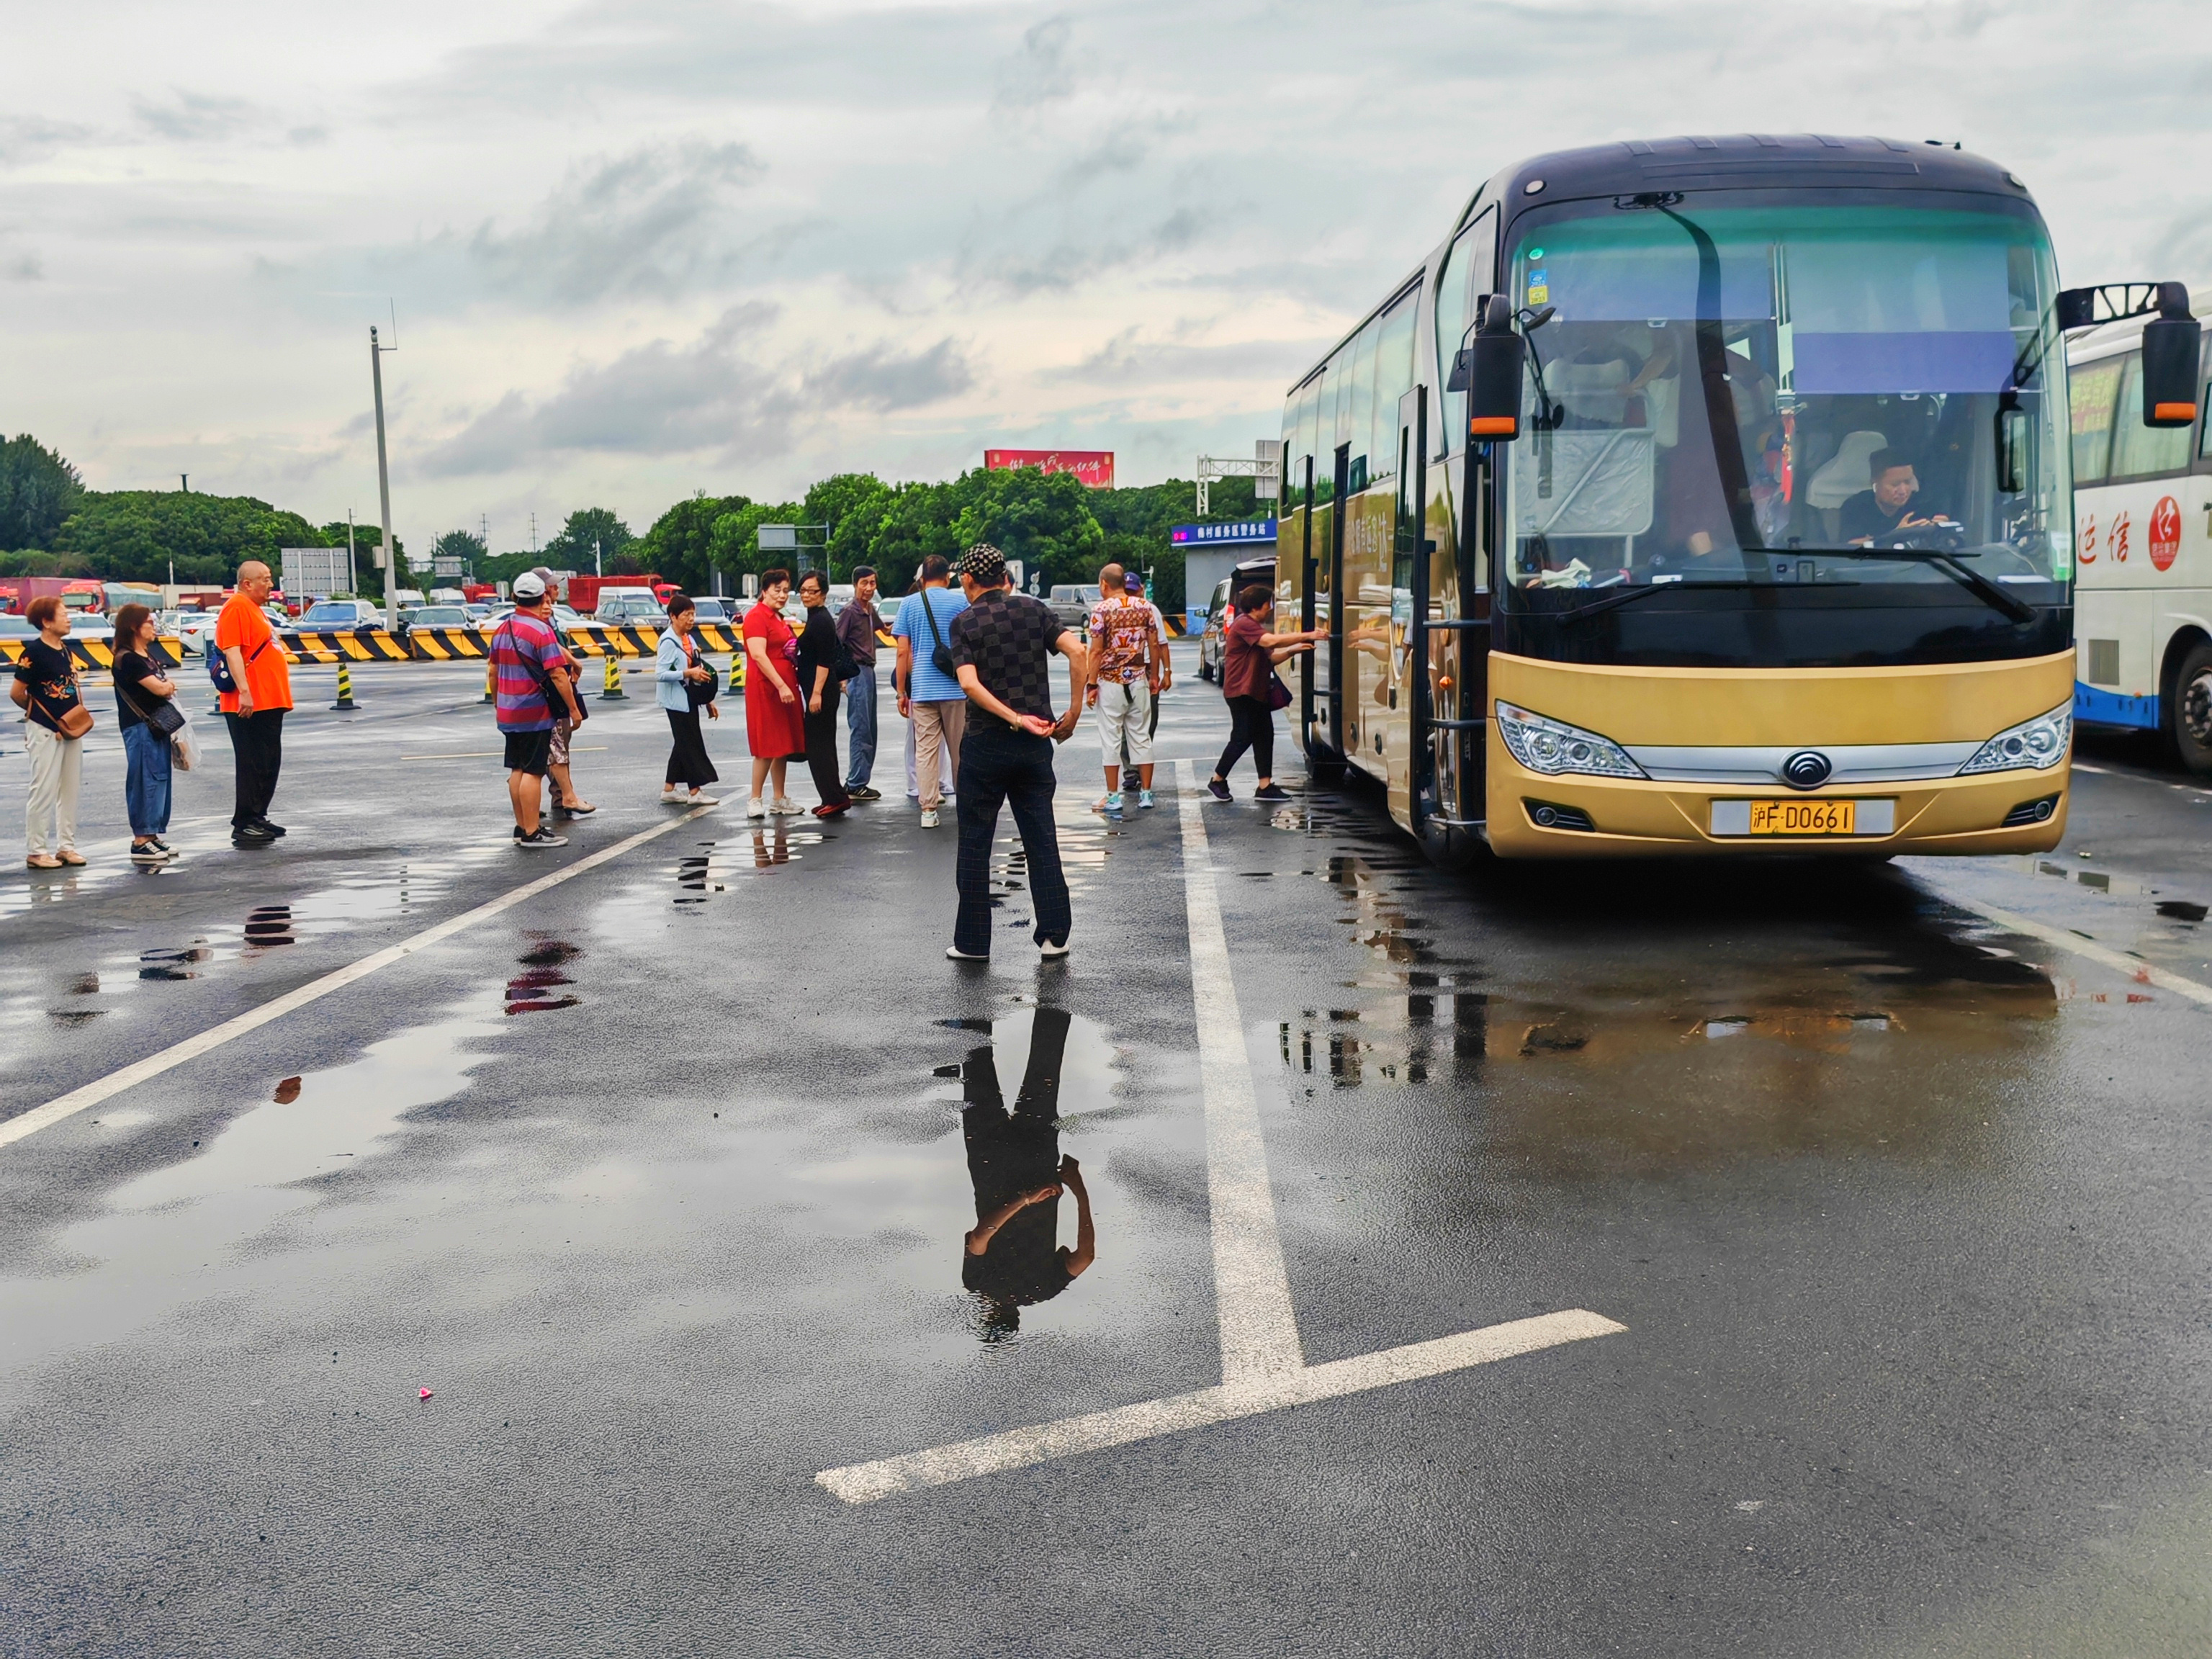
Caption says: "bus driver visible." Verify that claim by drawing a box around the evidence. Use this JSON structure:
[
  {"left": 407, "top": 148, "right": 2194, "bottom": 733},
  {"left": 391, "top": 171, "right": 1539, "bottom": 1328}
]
[{"left": 1841, "top": 449, "right": 1954, "bottom": 547}]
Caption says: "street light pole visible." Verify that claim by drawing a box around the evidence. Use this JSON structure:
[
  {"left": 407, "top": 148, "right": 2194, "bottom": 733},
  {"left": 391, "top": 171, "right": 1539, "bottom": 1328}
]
[{"left": 371, "top": 325, "right": 398, "bottom": 631}]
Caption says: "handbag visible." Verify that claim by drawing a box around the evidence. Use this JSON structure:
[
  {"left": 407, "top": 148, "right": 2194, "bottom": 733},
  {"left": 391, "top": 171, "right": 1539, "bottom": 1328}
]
[
  {"left": 684, "top": 643, "right": 717, "bottom": 706},
  {"left": 1265, "top": 668, "right": 1293, "bottom": 711},
  {"left": 31, "top": 690, "right": 94, "bottom": 739},
  {"left": 917, "top": 590, "right": 956, "bottom": 679},
  {"left": 117, "top": 655, "right": 186, "bottom": 737}
]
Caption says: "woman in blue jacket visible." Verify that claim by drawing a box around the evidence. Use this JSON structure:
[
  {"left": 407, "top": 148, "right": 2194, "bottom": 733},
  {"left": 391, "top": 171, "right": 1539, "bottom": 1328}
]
[{"left": 656, "top": 594, "right": 720, "bottom": 805}]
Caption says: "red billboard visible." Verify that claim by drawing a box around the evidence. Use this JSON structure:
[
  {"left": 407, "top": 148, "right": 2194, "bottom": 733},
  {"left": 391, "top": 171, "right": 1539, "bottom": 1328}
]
[{"left": 984, "top": 449, "right": 1115, "bottom": 489}]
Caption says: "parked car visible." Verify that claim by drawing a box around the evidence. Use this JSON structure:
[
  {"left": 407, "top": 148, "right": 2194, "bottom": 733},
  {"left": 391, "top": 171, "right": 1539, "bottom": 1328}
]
[
  {"left": 1047, "top": 585, "right": 1093, "bottom": 631},
  {"left": 1197, "top": 557, "right": 1277, "bottom": 682},
  {"left": 295, "top": 598, "right": 384, "bottom": 630},
  {"left": 595, "top": 590, "right": 667, "bottom": 627},
  {"left": 400, "top": 605, "right": 476, "bottom": 633},
  {"left": 167, "top": 611, "right": 220, "bottom": 656},
  {"left": 689, "top": 598, "right": 736, "bottom": 626}
]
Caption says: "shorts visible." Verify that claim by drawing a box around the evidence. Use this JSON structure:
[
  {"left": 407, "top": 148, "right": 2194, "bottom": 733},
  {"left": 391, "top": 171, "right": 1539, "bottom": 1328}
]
[
  {"left": 503, "top": 729, "right": 552, "bottom": 777},
  {"left": 1094, "top": 677, "right": 1153, "bottom": 765},
  {"left": 548, "top": 716, "right": 572, "bottom": 767}
]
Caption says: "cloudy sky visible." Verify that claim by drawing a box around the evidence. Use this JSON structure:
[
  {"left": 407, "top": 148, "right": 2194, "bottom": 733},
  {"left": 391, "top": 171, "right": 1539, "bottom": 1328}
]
[{"left": 3, "top": 0, "right": 2206, "bottom": 550}]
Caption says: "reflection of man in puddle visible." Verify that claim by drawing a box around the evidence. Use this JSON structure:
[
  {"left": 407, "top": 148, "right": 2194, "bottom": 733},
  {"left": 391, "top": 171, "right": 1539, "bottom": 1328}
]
[{"left": 961, "top": 1007, "right": 1094, "bottom": 1336}]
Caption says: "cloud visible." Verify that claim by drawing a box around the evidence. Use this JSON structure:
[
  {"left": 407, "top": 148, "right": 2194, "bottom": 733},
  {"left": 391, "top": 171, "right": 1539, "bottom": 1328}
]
[
  {"left": 131, "top": 90, "right": 263, "bottom": 143},
  {"left": 418, "top": 307, "right": 975, "bottom": 477},
  {"left": 994, "top": 14, "right": 1082, "bottom": 112},
  {"left": 6, "top": 253, "right": 43, "bottom": 282},
  {"left": 804, "top": 338, "right": 975, "bottom": 411},
  {"left": 0, "top": 116, "right": 92, "bottom": 168},
  {"left": 469, "top": 139, "right": 765, "bottom": 305},
  {"left": 1051, "top": 327, "right": 1322, "bottom": 386}
]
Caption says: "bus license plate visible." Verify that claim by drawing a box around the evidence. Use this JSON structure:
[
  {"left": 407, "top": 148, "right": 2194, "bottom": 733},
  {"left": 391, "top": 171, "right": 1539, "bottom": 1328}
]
[{"left": 1748, "top": 799, "right": 1853, "bottom": 835}]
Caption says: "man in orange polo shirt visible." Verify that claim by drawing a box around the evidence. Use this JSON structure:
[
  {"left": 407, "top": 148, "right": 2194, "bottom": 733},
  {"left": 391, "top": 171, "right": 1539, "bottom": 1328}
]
[{"left": 215, "top": 560, "right": 295, "bottom": 848}]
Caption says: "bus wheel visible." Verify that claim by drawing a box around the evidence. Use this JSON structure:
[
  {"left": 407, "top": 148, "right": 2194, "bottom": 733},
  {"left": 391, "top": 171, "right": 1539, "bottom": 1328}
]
[{"left": 2173, "top": 643, "right": 2212, "bottom": 777}]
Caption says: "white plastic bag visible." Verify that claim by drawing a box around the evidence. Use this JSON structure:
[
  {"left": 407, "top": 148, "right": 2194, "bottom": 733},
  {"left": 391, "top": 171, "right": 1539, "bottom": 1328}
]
[{"left": 170, "top": 709, "right": 199, "bottom": 772}]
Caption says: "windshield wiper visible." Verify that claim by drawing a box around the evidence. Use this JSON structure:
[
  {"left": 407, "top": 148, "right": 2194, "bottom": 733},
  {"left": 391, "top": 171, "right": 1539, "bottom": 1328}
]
[
  {"left": 1555, "top": 580, "right": 1764, "bottom": 624},
  {"left": 1794, "top": 547, "right": 2036, "bottom": 624}
]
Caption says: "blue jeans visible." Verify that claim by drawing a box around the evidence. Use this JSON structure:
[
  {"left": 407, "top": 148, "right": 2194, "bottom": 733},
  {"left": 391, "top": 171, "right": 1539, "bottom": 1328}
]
[
  {"left": 123, "top": 722, "right": 173, "bottom": 837},
  {"left": 954, "top": 721, "right": 1071, "bottom": 956},
  {"left": 845, "top": 663, "right": 878, "bottom": 788}
]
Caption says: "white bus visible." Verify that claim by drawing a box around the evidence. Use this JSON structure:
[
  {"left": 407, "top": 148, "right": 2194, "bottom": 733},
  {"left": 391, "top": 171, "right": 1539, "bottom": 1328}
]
[{"left": 2067, "top": 286, "right": 2212, "bottom": 773}]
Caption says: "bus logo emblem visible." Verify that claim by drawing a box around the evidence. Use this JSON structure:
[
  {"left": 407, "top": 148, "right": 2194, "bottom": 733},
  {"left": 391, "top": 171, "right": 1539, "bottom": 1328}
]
[
  {"left": 1781, "top": 751, "right": 1833, "bottom": 790},
  {"left": 2150, "top": 495, "right": 2182, "bottom": 572}
]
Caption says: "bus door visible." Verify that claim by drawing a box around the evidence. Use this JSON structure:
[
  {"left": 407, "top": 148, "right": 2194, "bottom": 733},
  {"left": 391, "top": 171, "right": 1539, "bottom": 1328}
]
[
  {"left": 1388, "top": 387, "right": 1426, "bottom": 822},
  {"left": 1323, "top": 443, "right": 1350, "bottom": 761}
]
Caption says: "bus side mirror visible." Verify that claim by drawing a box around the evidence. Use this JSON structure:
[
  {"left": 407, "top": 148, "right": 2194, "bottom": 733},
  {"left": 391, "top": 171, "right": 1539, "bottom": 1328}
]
[
  {"left": 1995, "top": 399, "right": 2027, "bottom": 494},
  {"left": 1467, "top": 296, "right": 1524, "bottom": 441},
  {"left": 2141, "top": 286, "right": 2201, "bottom": 427}
]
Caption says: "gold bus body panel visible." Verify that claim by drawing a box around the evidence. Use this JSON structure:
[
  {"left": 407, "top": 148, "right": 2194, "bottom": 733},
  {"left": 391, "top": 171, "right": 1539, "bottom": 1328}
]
[{"left": 1484, "top": 648, "right": 2074, "bottom": 857}]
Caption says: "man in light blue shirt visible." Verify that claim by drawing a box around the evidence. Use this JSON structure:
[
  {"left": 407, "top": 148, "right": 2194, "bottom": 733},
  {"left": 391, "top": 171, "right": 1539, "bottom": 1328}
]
[{"left": 893, "top": 553, "right": 970, "bottom": 827}]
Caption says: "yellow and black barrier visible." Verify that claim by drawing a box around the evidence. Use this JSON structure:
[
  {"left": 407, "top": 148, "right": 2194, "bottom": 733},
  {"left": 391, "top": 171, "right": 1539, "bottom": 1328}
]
[
  {"left": 285, "top": 629, "right": 408, "bottom": 664},
  {"left": 0, "top": 636, "right": 185, "bottom": 671},
  {"left": 408, "top": 627, "right": 490, "bottom": 662}
]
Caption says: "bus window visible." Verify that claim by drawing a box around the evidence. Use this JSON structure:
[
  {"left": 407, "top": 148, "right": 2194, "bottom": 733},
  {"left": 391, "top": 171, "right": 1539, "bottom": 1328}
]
[
  {"left": 2110, "top": 353, "right": 2195, "bottom": 480},
  {"left": 1295, "top": 377, "right": 1322, "bottom": 502},
  {"left": 1372, "top": 289, "right": 1418, "bottom": 480},
  {"left": 1314, "top": 370, "right": 1340, "bottom": 503},
  {"left": 1344, "top": 321, "right": 1377, "bottom": 493},
  {"left": 2069, "top": 356, "right": 2123, "bottom": 486},
  {"left": 1436, "top": 210, "right": 1497, "bottom": 455}
]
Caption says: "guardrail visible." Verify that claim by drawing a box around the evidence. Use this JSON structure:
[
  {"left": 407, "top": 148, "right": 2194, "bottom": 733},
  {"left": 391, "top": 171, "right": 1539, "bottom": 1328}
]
[{"left": 0, "top": 636, "right": 187, "bottom": 670}]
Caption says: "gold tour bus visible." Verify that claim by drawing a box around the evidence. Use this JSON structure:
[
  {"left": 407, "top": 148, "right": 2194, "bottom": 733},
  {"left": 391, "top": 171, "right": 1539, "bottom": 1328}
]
[{"left": 1273, "top": 134, "right": 2200, "bottom": 861}]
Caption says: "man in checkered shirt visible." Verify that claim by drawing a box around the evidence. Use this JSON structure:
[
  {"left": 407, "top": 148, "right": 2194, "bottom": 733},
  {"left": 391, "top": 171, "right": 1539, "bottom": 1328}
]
[{"left": 943, "top": 543, "right": 1089, "bottom": 961}]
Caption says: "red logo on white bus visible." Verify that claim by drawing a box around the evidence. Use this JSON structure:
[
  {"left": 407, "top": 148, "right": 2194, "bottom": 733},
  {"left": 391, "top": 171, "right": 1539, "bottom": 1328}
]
[
  {"left": 2078, "top": 513, "right": 2098, "bottom": 564},
  {"left": 2111, "top": 510, "right": 2131, "bottom": 562},
  {"left": 2149, "top": 495, "right": 2182, "bottom": 571}
]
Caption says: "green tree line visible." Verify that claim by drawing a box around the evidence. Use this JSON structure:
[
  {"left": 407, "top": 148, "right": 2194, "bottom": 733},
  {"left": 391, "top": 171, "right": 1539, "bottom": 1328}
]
[{"left": 3, "top": 433, "right": 1266, "bottom": 611}]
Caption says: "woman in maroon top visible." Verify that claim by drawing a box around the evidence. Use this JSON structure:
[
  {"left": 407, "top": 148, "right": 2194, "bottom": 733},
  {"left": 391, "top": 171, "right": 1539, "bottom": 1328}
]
[
  {"left": 1206, "top": 585, "right": 1323, "bottom": 803},
  {"left": 741, "top": 570, "right": 807, "bottom": 817}
]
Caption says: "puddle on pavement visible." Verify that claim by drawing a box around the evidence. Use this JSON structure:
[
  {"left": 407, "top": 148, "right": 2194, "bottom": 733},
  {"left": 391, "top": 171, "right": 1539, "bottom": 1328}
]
[
  {"left": 0, "top": 989, "right": 516, "bottom": 1391},
  {"left": 1275, "top": 848, "right": 2068, "bottom": 1173},
  {"left": 507, "top": 938, "right": 583, "bottom": 1013},
  {"left": 671, "top": 829, "right": 827, "bottom": 902}
]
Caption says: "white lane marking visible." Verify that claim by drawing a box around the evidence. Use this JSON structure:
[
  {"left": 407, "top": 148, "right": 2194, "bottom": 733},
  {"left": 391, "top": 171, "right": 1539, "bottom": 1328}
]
[
  {"left": 0, "top": 805, "right": 719, "bottom": 1148},
  {"left": 817, "top": 1309, "right": 1624, "bottom": 1503},
  {"left": 1177, "top": 756, "right": 1304, "bottom": 1380},
  {"left": 814, "top": 768, "right": 1624, "bottom": 1503},
  {"left": 1943, "top": 893, "right": 2212, "bottom": 1007}
]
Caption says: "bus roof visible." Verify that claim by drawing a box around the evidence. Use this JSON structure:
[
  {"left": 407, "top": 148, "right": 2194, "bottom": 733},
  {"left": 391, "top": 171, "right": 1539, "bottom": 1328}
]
[{"left": 1288, "top": 134, "right": 2036, "bottom": 399}]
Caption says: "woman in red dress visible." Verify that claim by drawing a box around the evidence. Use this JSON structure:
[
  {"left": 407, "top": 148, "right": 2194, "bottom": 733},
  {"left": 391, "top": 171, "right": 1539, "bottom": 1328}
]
[{"left": 742, "top": 569, "right": 807, "bottom": 817}]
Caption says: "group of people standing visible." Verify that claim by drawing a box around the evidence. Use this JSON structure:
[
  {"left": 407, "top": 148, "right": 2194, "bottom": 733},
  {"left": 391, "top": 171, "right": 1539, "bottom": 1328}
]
[{"left": 14, "top": 559, "right": 300, "bottom": 869}]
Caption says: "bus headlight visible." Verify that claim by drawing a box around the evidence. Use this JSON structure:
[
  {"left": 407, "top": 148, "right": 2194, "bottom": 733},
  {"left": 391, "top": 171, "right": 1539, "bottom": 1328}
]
[
  {"left": 1957, "top": 703, "right": 2072, "bottom": 775},
  {"left": 1495, "top": 701, "right": 1647, "bottom": 779}
]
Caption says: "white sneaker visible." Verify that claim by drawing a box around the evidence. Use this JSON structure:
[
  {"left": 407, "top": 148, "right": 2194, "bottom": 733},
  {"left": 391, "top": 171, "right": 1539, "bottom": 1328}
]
[
  {"left": 920, "top": 808, "right": 940, "bottom": 828},
  {"left": 660, "top": 788, "right": 683, "bottom": 804},
  {"left": 686, "top": 792, "right": 720, "bottom": 806},
  {"left": 1038, "top": 938, "right": 1069, "bottom": 958},
  {"left": 769, "top": 797, "right": 803, "bottom": 815},
  {"left": 945, "top": 944, "right": 989, "bottom": 961},
  {"left": 746, "top": 797, "right": 767, "bottom": 819}
]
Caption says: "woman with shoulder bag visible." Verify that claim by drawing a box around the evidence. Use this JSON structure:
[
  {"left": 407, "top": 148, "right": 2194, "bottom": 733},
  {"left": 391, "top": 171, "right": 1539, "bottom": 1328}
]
[
  {"left": 12, "top": 595, "right": 93, "bottom": 869},
  {"left": 655, "top": 593, "right": 720, "bottom": 806},
  {"left": 110, "top": 602, "right": 184, "bottom": 864},
  {"left": 1205, "top": 585, "right": 1322, "bottom": 805}
]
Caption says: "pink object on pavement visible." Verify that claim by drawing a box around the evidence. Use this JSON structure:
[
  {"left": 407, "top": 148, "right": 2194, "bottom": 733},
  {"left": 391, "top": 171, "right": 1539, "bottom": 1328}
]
[{"left": 418, "top": 1388, "right": 433, "bottom": 1401}]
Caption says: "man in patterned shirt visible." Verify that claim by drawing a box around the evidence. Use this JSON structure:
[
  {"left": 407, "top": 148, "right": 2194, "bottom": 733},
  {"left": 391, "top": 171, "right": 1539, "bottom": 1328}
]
[
  {"left": 943, "top": 543, "right": 1087, "bottom": 962},
  {"left": 1085, "top": 564, "right": 1167, "bottom": 814}
]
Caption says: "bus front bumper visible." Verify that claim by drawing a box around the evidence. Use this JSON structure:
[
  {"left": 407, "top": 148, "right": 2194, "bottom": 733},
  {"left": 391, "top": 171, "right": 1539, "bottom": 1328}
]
[{"left": 1485, "top": 746, "right": 2071, "bottom": 859}]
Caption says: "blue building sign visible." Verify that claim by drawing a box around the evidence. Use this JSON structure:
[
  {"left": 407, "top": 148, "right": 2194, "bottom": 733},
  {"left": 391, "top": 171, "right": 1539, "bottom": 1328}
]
[{"left": 1171, "top": 519, "right": 1277, "bottom": 546}]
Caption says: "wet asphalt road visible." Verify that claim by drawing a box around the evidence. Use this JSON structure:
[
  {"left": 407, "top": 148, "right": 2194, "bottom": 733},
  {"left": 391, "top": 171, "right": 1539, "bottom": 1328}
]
[{"left": 2, "top": 649, "right": 2209, "bottom": 1658}]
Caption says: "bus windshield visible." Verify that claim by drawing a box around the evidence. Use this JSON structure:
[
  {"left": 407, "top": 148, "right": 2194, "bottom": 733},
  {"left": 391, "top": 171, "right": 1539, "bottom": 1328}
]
[{"left": 1496, "top": 200, "right": 2070, "bottom": 664}]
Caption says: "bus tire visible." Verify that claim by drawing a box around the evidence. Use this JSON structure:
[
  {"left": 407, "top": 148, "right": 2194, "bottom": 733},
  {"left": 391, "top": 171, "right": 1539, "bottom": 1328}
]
[{"left": 2172, "top": 642, "right": 2212, "bottom": 777}]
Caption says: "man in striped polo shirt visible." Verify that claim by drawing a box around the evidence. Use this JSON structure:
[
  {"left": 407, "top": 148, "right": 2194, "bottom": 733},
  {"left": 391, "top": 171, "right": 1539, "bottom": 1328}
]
[{"left": 489, "top": 571, "right": 585, "bottom": 848}]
